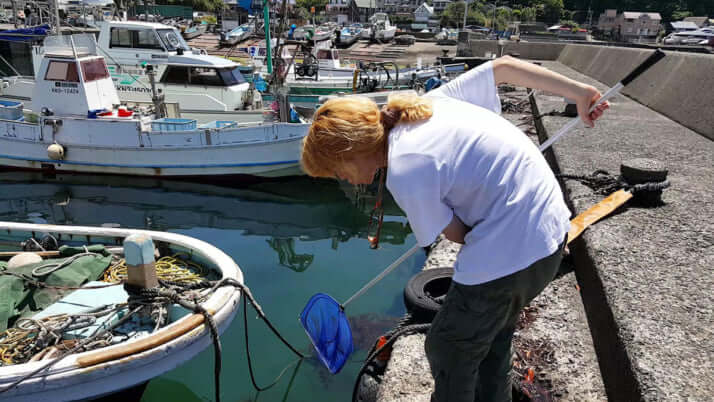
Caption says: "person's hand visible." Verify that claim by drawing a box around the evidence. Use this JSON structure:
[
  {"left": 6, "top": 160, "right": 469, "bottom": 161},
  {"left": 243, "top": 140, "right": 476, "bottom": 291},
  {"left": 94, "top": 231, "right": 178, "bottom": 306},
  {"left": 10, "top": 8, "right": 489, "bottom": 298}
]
[{"left": 575, "top": 84, "right": 609, "bottom": 128}]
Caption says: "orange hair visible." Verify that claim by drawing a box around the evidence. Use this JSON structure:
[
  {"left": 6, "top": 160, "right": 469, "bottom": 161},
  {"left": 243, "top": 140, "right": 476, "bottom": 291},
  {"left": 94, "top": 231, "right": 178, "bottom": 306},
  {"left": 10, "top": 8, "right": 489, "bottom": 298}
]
[{"left": 301, "top": 93, "right": 433, "bottom": 178}]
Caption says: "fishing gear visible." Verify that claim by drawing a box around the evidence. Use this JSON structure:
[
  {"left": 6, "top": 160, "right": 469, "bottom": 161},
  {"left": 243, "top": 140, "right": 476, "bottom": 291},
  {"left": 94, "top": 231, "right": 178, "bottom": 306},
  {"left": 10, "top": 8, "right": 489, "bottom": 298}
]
[{"left": 538, "top": 49, "right": 666, "bottom": 152}]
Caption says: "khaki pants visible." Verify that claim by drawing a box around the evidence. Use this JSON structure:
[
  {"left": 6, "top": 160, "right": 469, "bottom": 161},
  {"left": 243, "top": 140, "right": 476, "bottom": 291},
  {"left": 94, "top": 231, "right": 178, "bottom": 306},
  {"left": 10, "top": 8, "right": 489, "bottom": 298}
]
[{"left": 425, "top": 241, "right": 565, "bottom": 402}]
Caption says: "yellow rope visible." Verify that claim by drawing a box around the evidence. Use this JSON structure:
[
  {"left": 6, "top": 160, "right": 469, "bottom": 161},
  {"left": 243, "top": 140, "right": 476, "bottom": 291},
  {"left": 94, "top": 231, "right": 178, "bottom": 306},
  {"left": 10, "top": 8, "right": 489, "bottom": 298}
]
[{"left": 102, "top": 254, "right": 208, "bottom": 284}]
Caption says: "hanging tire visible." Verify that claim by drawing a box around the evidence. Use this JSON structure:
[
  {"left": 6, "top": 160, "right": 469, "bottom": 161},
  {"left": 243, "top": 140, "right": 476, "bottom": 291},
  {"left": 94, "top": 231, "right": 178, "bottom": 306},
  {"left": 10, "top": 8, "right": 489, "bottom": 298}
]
[{"left": 404, "top": 268, "right": 454, "bottom": 323}]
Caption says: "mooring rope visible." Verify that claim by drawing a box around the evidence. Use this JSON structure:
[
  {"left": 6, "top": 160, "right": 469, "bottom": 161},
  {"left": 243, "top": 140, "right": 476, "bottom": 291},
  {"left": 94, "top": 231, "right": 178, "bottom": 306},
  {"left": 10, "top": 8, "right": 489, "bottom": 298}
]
[{"left": 557, "top": 169, "right": 670, "bottom": 195}]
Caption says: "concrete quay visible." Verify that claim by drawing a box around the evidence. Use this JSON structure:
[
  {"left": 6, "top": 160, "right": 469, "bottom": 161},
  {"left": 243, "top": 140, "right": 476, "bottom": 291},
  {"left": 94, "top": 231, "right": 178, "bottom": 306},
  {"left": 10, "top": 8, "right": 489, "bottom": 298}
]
[{"left": 371, "top": 49, "right": 713, "bottom": 401}]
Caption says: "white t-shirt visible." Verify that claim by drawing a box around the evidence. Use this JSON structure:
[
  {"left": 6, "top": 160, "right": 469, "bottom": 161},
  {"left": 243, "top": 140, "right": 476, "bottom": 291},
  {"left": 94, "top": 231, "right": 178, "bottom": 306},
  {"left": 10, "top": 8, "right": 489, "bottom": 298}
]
[{"left": 387, "top": 61, "right": 571, "bottom": 285}]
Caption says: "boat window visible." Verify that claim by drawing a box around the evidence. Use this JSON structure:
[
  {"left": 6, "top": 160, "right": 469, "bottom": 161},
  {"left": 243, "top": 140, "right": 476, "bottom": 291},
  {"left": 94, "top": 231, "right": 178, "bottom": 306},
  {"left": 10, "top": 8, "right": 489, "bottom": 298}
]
[
  {"left": 157, "top": 29, "right": 190, "bottom": 51},
  {"left": 45, "top": 60, "right": 79, "bottom": 82},
  {"left": 161, "top": 66, "right": 189, "bottom": 84},
  {"left": 110, "top": 28, "right": 132, "bottom": 48},
  {"left": 81, "top": 59, "right": 110, "bottom": 82},
  {"left": 217, "top": 67, "right": 247, "bottom": 86},
  {"left": 316, "top": 49, "right": 334, "bottom": 60},
  {"left": 188, "top": 67, "right": 223, "bottom": 86},
  {"left": 135, "top": 29, "right": 163, "bottom": 50}
]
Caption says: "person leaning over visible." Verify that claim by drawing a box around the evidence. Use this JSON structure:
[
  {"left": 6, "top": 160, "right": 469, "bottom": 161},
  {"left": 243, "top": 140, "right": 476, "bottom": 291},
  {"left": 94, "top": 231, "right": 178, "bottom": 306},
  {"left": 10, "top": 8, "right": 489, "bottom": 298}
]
[{"left": 300, "top": 55, "right": 609, "bottom": 402}]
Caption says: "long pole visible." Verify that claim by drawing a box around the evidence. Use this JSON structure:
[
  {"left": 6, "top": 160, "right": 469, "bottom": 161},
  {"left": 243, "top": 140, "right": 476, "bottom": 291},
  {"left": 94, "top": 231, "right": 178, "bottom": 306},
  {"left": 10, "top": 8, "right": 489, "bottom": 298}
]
[
  {"left": 263, "top": 1, "right": 272, "bottom": 74},
  {"left": 53, "top": 0, "right": 61, "bottom": 34},
  {"left": 462, "top": 0, "right": 467, "bottom": 30}
]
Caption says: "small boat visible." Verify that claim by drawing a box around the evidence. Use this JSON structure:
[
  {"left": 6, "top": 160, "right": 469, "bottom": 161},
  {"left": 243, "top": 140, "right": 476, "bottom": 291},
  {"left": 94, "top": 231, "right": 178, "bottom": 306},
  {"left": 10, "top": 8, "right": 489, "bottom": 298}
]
[
  {"left": 0, "top": 34, "right": 308, "bottom": 178},
  {"left": 292, "top": 25, "right": 315, "bottom": 40},
  {"left": 182, "top": 22, "right": 207, "bottom": 40},
  {"left": 0, "top": 220, "right": 242, "bottom": 401},
  {"left": 369, "top": 13, "right": 396, "bottom": 41},
  {"left": 339, "top": 24, "right": 363, "bottom": 46},
  {"left": 220, "top": 23, "right": 254, "bottom": 46},
  {"left": 312, "top": 23, "right": 336, "bottom": 42}
]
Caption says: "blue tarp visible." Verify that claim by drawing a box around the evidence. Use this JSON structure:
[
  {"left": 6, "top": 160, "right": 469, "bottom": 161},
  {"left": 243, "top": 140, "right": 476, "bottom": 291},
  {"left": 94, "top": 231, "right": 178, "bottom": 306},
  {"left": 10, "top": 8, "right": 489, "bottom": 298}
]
[{"left": 0, "top": 24, "right": 50, "bottom": 42}]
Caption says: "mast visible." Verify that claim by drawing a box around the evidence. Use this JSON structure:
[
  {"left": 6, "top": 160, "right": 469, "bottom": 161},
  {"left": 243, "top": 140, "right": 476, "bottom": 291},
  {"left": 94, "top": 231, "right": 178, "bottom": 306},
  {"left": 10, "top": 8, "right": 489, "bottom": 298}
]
[
  {"left": 53, "top": 0, "right": 61, "bottom": 34},
  {"left": 263, "top": 0, "right": 272, "bottom": 74}
]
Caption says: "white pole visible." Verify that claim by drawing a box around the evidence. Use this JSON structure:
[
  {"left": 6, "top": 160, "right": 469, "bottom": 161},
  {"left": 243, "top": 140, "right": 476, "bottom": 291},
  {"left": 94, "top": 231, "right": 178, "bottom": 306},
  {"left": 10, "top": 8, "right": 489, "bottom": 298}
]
[
  {"left": 462, "top": 0, "right": 467, "bottom": 30},
  {"left": 53, "top": 0, "right": 61, "bottom": 35}
]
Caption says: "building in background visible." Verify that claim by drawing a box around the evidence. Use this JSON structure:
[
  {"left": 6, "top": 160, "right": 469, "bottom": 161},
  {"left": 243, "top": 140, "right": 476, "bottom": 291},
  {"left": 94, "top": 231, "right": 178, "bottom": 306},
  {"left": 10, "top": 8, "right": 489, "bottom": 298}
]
[{"left": 597, "top": 9, "right": 661, "bottom": 43}]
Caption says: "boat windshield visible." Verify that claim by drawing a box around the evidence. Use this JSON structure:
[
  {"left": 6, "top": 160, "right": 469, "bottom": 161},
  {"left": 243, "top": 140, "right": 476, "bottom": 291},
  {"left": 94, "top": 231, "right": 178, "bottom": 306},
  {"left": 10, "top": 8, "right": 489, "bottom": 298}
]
[
  {"left": 218, "top": 67, "right": 247, "bottom": 86},
  {"left": 157, "top": 29, "right": 190, "bottom": 51}
]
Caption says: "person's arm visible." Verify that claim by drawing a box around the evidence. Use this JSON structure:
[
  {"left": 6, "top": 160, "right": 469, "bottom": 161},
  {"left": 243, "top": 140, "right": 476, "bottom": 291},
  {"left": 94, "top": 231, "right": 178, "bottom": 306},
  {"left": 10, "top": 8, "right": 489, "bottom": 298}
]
[
  {"left": 442, "top": 215, "right": 470, "bottom": 244},
  {"left": 492, "top": 56, "right": 609, "bottom": 128}
]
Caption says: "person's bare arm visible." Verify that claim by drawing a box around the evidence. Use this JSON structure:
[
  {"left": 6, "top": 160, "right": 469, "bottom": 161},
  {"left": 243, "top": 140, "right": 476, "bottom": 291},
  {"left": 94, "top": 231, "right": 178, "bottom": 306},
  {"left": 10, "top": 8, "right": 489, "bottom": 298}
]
[
  {"left": 442, "top": 215, "right": 470, "bottom": 244},
  {"left": 492, "top": 56, "right": 608, "bottom": 127}
]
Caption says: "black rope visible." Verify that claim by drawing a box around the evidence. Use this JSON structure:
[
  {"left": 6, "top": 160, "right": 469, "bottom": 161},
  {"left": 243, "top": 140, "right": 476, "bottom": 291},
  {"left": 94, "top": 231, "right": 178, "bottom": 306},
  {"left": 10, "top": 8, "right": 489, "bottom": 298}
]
[
  {"left": 243, "top": 299, "right": 304, "bottom": 392},
  {"left": 557, "top": 169, "right": 670, "bottom": 196},
  {"left": 0, "top": 305, "right": 144, "bottom": 395},
  {"left": 125, "top": 285, "right": 223, "bottom": 402},
  {"left": 351, "top": 322, "right": 432, "bottom": 402}
]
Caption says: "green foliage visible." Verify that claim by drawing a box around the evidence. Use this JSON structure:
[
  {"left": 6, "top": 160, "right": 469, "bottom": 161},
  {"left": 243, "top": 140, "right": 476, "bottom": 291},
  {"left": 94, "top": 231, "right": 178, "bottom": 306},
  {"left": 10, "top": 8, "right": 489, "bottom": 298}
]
[
  {"left": 671, "top": 10, "right": 693, "bottom": 21},
  {"left": 198, "top": 15, "right": 217, "bottom": 23},
  {"left": 520, "top": 6, "right": 537, "bottom": 22},
  {"left": 295, "top": 0, "right": 329, "bottom": 13},
  {"left": 155, "top": 0, "right": 224, "bottom": 12},
  {"left": 541, "top": 0, "right": 563, "bottom": 24}
]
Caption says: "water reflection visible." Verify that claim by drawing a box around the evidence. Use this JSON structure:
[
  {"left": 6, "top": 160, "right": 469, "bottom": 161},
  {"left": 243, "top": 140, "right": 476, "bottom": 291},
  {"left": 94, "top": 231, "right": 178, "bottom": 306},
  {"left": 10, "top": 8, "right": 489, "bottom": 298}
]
[{"left": 0, "top": 171, "right": 411, "bottom": 270}]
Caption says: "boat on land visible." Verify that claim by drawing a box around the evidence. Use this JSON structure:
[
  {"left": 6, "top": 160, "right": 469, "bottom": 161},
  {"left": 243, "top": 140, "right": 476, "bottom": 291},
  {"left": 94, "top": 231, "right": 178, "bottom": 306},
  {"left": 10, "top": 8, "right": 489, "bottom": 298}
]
[
  {"left": 0, "top": 220, "right": 242, "bottom": 401},
  {"left": 0, "top": 20, "right": 265, "bottom": 124},
  {"left": 369, "top": 13, "right": 396, "bottom": 42},
  {"left": 339, "top": 24, "right": 363, "bottom": 46},
  {"left": 220, "top": 23, "right": 254, "bottom": 46},
  {"left": 0, "top": 34, "right": 308, "bottom": 178},
  {"left": 181, "top": 22, "right": 208, "bottom": 40}
]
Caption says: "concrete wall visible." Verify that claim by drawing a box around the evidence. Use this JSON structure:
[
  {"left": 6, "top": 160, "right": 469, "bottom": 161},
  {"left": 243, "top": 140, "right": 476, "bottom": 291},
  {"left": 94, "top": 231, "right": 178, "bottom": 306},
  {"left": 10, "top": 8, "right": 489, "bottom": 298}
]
[
  {"left": 558, "top": 45, "right": 714, "bottom": 140},
  {"left": 459, "top": 39, "right": 565, "bottom": 60}
]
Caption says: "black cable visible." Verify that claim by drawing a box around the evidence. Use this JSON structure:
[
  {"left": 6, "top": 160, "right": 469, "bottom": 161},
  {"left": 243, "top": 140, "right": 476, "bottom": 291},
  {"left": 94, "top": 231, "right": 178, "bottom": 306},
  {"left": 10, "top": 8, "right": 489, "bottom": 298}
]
[{"left": 243, "top": 299, "right": 303, "bottom": 392}]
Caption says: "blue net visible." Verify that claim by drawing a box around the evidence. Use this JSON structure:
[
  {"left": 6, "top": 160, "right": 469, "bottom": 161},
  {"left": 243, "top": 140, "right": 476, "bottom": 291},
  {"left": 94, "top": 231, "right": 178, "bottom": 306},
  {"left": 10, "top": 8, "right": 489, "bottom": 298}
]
[{"left": 299, "top": 293, "right": 354, "bottom": 374}]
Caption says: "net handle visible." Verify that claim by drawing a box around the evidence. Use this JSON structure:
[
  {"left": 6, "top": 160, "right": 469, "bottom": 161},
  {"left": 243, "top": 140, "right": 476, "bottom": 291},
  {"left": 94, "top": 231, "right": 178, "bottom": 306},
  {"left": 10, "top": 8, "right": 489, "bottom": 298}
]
[{"left": 341, "top": 244, "right": 421, "bottom": 309}]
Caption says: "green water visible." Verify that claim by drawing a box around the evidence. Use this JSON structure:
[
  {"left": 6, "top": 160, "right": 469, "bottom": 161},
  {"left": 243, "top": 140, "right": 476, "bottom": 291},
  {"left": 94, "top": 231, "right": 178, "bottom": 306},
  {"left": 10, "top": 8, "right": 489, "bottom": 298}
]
[{"left": 0, "top": 171, "right": 423, "bottom": 402}]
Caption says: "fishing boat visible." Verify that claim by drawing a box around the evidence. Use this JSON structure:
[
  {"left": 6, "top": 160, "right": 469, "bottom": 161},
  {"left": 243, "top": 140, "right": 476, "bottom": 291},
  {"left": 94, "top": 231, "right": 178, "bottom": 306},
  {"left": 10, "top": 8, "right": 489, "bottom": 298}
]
[
  {"left": 312, "top": 23, "right": 336, "bottom": 42},
  {"left": 181, "top": 22, "right": 207, "bottom": 40},
  {"left": 369, "top": 13, "right": 396, "bottom": 41},
  {"left": 292, "top": 24, "right": 315, "bottom": 40},
  {"left": 0, "top": 20, "right": 265, "bottom": 124},
  {"left": 219, "top": 23, "right": 254, "bottom": 46},
  {"left": 0, "top": 34, "right": 308, "bottom": 178},
  {"left": 0, "top": 220, "right": 242, "bottom": 401},
  {"left": 339, "top": 23, "right": 363, "bottom": 46}
]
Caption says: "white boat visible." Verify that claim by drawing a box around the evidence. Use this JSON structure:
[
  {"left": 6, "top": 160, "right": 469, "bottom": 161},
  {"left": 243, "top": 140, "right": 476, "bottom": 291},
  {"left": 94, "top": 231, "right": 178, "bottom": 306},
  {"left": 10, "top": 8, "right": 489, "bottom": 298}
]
[
  {"left": 369, "top": 13, "right": 396, "bottom": 41},
  {"left": 312, "top": 23, "right": 336, "bottom": 42},
  {"left": 220, "top": 23, "right": 254, "bottom": 46},
  {"left": 182, "top": 22, "right": 208, "bottom": 40},
  {"left": 663, "top": 27, "right": 714, "bottom": 45},
  {"left": 0, "top": 21, "right": 264, "bottom": 124},
  {"left": 0, "top": 220, "right": 242, "bottom": 401},
  {"left": 339, "top": 24, "right": 363, "bottom": 46},
  {"left": 0, "top": 35, "right": 308, "bottom": 178}
]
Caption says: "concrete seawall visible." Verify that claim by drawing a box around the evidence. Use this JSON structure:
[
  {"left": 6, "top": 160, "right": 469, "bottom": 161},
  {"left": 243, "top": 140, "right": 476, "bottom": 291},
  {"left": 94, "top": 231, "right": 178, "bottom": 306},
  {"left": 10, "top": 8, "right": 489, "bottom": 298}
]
[{"left": 459, "top": 39, "right": 714, "bottom": 141}]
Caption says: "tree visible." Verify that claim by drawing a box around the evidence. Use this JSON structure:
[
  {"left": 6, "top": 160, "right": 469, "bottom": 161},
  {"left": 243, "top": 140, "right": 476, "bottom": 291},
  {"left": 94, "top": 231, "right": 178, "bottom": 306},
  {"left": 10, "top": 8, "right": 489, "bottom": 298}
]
[
  {"left": 520, "top": 6, "right": 536, "bottom": 22},
  {"left": 295, "top": 0, "right": 329, "bottom": 14},
  {"left": 542, "top": 0, "right": 563, "bottom": 24}
]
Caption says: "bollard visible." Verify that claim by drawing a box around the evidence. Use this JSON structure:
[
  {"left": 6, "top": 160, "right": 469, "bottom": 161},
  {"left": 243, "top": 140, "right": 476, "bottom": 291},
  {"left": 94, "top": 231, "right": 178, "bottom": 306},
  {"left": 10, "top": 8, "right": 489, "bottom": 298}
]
[{"left": 124, "top": 234, "right": 158, "bottom": 289}]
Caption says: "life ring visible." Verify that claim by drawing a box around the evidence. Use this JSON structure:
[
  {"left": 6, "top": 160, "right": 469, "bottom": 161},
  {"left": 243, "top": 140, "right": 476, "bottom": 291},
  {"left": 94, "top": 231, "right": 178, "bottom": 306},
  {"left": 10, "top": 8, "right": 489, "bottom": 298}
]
[{"left": 403, "top": 267, "right": 453, "bottom": 323}]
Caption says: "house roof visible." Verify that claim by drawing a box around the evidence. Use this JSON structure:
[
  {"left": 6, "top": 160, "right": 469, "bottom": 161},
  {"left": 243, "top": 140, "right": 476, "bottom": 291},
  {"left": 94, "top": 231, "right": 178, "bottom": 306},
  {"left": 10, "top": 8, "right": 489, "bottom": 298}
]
[
  {"left": 415, "top": 3, "right": 433, "bottom": 14},
  {"left": 623, "top": 12, "right": 662, "bottom": 20},
  {"left": 683, "top": 16, "right": 709, "bottom": 27},
  {"left": 671, "top": 21, "right": 698, "bottom": 30}
]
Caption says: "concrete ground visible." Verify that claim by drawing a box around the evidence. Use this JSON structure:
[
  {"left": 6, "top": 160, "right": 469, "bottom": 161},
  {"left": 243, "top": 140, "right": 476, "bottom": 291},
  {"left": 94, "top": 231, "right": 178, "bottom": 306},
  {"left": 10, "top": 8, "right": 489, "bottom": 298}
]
[{"left": 370, "top": 63, "right": 713, "bottom": 400}]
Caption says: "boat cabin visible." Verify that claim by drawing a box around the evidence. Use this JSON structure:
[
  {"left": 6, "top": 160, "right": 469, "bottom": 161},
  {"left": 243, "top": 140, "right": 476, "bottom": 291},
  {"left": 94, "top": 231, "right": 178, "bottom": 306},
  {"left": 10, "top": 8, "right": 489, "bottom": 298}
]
[{"left": 33, "top": 35, "right": 119, "bottom": 117}]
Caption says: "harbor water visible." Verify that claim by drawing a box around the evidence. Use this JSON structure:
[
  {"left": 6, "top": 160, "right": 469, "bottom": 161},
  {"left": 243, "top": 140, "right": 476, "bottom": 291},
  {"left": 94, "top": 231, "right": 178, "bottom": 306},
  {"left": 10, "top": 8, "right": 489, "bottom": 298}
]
[{"left": 0, "top": 171, "right": 424, "bottom": 401}]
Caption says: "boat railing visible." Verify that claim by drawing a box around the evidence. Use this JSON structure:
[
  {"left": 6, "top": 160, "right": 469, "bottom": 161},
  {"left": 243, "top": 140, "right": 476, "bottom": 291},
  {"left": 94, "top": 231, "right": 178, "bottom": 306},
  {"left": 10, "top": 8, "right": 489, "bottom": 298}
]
[{"left": 43, "top": 34, "right": 97, "bottom": 58}]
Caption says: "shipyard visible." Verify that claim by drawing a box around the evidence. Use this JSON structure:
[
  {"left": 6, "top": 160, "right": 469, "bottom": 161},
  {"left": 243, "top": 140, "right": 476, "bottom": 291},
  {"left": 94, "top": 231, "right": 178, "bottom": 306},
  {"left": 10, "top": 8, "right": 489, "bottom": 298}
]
[{"left": 0, "top": 0, "right": 711, "bottom": 401}]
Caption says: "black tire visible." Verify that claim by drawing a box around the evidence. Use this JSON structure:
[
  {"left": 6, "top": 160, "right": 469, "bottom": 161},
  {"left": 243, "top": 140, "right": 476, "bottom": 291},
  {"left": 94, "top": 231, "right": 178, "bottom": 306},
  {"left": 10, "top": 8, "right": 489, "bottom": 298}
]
[
  {"left": 620, "top": 158, "right": 668, "bottom": 185},
  {"left": 404, "top": 268, "right": 454, "bottom": 323}
]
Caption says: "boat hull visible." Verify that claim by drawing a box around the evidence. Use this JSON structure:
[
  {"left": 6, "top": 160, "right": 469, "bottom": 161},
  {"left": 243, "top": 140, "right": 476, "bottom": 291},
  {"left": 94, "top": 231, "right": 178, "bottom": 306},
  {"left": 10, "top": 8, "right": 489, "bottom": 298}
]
[
  {"left": 0, "top": 222, "right": 243, "bottom": 401},
  {"left": 0, "top": 119, "right": 307, "bottom": 177}
]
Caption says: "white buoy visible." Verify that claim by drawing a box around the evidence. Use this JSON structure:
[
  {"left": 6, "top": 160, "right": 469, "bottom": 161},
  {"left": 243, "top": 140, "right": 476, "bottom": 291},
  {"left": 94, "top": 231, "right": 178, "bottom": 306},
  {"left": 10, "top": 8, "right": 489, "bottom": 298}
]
[
  {"left": 47, "top": 143, "right": 65, "bottom": 160},
  {"left": 7, "top": 252, "right": 43, "bottom": 269}
]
